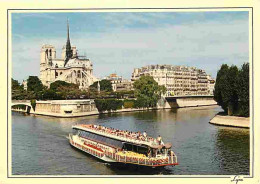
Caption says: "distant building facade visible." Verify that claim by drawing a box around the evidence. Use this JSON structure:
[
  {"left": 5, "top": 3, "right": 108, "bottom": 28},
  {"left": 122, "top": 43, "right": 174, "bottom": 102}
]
[
  {"left": 22, "top": 80, "right": 27, "bottom": 91},
  {"left": 131, "top": 65, "right": 215, "bottom": 96},
  {"left": 39, "top": 20, "right": 97, "bottom": 89},
  {"left": 207, "top": 75, "right": 215, "bottom": 96},
  {"left": 105, "top": 73, "right": 132, "bottom": 92}
]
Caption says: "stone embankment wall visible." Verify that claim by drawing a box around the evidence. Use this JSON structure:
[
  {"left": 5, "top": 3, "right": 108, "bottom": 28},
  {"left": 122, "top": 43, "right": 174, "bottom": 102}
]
[
  {"left": 210, "top": 115, "right": 249, "bottom": 128},
  {"left": 32, "top": 99, "right": 162, "bottom": 118},
  {"left": 32, "top": 99, "right": 98, "bottom": 117},
  {"left": 176, "top": 97, "right": 217, "bottom": 108},
  {"left": 27, "top": 97, "right": 217, "bottom": 118},
  {"left": 163, "top": 97, "right": 217, "bottom": 108}
]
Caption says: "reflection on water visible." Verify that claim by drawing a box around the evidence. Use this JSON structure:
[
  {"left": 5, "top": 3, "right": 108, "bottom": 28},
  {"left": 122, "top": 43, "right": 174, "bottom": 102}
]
[
  {"left": 12, "top": 106, "right": 249, "bottom": 175},
  {"left": 214, "top": 127, "right": 249, "bottom": 175}
]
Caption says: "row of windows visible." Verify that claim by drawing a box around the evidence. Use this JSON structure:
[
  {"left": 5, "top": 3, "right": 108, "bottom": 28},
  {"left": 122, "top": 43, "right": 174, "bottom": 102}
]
[{"left": 77, "top": 129, "right": 123, "bottom": 149}]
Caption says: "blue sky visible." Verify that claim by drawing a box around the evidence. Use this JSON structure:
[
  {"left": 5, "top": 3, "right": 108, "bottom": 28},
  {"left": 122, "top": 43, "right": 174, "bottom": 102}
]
[{"left": 12, "top": 11, "right": 249, "bottom": 82}]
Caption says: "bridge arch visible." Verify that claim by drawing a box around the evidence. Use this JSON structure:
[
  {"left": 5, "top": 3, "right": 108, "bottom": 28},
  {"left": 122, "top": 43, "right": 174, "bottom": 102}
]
[{"left": 11, "top": 100, "right": 34, "bottom": 113}]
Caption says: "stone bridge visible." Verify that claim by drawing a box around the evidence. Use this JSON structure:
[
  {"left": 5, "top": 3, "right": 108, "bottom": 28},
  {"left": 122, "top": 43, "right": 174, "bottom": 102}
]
[
  {"left": 11, "top": 100, "right": 34, "bottom": 113},
  {"left": 164, "top": 95, "right": 217, "bottom": 108}
]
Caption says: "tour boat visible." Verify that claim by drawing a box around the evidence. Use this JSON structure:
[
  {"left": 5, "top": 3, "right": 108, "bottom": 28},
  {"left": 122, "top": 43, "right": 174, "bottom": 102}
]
[{"left": 68, "top": 124, "right": 178, "bottom": 167}]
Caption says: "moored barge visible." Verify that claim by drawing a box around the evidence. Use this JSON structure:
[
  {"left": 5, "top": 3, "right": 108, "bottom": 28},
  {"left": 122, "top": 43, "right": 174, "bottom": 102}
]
[{"left": 69, "top": 124, "right": 178, "bottom": 167}]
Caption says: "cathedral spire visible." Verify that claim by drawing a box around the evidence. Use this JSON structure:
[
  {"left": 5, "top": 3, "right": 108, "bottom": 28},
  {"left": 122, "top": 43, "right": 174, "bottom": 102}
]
[
  {"left": 67, "top": 18, "right": 71, "bottom": 47},
  {"left": 64, "top": 18, "right": 73, "bottom": 66}
]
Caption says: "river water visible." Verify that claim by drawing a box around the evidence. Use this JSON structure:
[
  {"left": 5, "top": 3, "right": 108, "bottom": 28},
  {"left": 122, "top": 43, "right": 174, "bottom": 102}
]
[{"left": 11, "top": 106, "right": 249, "bottom": 175}]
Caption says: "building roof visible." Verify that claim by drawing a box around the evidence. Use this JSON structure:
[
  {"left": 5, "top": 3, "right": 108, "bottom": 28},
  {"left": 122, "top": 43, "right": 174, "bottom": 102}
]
[{"left": 65, "top": 58, "right": 91, "bottom": 67}]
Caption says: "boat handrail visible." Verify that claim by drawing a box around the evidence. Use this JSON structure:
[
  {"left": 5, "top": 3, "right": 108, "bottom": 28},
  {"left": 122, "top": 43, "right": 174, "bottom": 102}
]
[{"left": 104, "top": 149, "right": 177, "bottom": 166}]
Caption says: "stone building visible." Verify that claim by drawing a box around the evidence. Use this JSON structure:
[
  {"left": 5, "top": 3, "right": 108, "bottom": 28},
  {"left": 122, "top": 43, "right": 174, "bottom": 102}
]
[
  {"left": 207, "top": 75, "right": 216, "bottom": 95},
  {"left": 39, "top": 20, "right": 97, "bottom": 89},
  {"left": 105, "top": 73, "right": 132, "bottom": 91},
  {"left": 131, "top": 64, "right": 215, "bottom": 96},
  {"left": 22, "top": 80, "right": 27, "bottom": 91}
]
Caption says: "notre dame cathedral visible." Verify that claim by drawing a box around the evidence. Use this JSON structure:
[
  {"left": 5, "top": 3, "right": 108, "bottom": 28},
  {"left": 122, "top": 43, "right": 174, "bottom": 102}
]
[{"left": 39, "top": 20, "right": 97, "bottom": 89}]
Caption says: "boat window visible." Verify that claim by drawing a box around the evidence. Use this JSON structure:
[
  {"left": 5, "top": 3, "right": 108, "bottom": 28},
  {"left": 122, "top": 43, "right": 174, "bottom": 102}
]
[
  {"left": 138, "top": 146, "right": 148, "bottom": 155},
  {"left": 123, "top": 143, "right": 132, "bottom": 151},
  {"left": 85, "top": 132, "right": 90, "bottom": 137},
  {"left": 95, "top": 135, "right": 101, "bottom": 142},
  {"left": 100, "top": 136, "right": 106, "bottom": 142},
  {"left": 123, "top": 143, "right": 148, "bottom": 154},
  {"left": 105, "top": 138, "right": 111, "bottom": 145},
  {"left": 72, "top": 129, "right": 78, "bottom": 135},
  {"left": 106, "top": 138, "right": 114, "bottom": 146},
  {"left": 133, "top": 145, "right": 138, "bottom": 152},
  {"left": 78, "top": 131, "right": 82, "bottom": 136},
  {"left": 88, "top": 133, "right": 94, "bottom": 139},
  {"left": 76, "top": 129, "right": 124, "bottom": 149},
  {"left": 93, "top": 134, "right": 98, "bottom": 140}
]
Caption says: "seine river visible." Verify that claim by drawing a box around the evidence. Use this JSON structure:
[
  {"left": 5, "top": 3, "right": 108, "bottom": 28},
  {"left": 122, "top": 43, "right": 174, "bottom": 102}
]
[{"left": 12, "top": 106, "right": 249, "bottom": 175}]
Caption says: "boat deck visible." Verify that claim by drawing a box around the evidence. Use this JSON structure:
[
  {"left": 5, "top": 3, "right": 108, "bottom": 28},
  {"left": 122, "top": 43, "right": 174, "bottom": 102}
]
[
  {"left": 70, "top": 124, "right": 178, "bottom": 167},
  {"left": 73, "top": 124, "right": 158, "bottom": 147}
]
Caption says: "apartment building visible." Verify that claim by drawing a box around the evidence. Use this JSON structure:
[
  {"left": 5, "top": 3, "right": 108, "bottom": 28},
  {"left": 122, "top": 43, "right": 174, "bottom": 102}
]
[
  {"left": 105, "top": 73, "right": 132, "bottom": 92},
  {"left": 131, "top": 65, "right": 215, "bottom": 96}
]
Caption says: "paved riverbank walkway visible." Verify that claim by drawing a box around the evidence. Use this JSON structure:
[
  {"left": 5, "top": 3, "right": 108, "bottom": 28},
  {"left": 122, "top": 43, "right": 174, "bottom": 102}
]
[{"left": 210, "top": 115, "right": 250, "bottom": 128}]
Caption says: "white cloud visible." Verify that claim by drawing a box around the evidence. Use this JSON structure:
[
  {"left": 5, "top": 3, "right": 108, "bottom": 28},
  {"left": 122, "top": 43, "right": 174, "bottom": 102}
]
[
  {"left": 102, "top": 13, "right": 165, "bottom": 27},
  {"left": 12, "top": 18, "right": 248, "bottom": 82}
]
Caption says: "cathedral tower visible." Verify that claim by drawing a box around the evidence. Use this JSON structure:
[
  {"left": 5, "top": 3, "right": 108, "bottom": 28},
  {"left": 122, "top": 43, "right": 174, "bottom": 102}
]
[{"left": 40, "top": 44, "right": 56, "bottom": 84}]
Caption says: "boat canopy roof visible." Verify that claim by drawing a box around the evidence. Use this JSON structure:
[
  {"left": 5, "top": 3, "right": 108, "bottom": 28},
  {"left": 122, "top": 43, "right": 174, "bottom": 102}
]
[
  {"left": 73, "top": 124, "right": 170, "bottom": 149},
  {"left": 150, "top": 143, "right": 172, "bottom": 149},
  {"left": 164, "top": 143, "right": 172, "bottom": 149}
]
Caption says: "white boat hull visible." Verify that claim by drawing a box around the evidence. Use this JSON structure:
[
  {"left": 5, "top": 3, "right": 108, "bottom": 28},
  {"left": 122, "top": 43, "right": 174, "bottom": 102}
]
[
  {"left": 68, "top": 130, "right": 178, "bottom": 167},
  {"left": 69, "top": 134, "right": 117, "bottom": 163}
]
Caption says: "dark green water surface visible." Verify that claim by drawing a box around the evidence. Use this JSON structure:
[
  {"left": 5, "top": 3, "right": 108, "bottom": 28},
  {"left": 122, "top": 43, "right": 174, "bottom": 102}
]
[{"left": 12, "top": 106, "right": 249, "bottom": 175}]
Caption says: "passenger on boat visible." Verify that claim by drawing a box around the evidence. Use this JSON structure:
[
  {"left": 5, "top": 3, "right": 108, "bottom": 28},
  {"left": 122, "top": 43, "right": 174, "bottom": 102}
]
[
  {"left": 143, "top": 131, "right": 147, "bottom": 138},
  {"left": 147, "top": 148, "right": 151, "bottom": 158},
  {"left": 169, "top": 150, "right": 174, "bottom": 156},
  {"left": 157, "top": 135, "right": 162, "bottom": 145},
  {"left": 86, "top": 124, "right": 156, "bottom": 143}
]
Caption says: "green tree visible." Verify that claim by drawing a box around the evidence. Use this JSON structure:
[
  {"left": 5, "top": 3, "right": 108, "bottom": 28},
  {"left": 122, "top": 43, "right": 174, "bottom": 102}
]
[
  {"left": 115, "top": 90, "right": 134, "bottom": 99},
  {"left": 30, "top": 99, "right": 36, "bottom": 110},
  {"left": 50, "top": 80, "right": 77, "bottom": 91},
  {"left": 107, "top": 99, "right": 123, "bottom": 111},
  {"left": 236, "top": 63, "right": 249, "bottom": 117},
  {"left": 133, "top": 75, "right": 166, "bottom": 108},
  {"left": 123, "top": 99, "right": 135, "bottom": 108},
  {"left": 214, "top": 63, "right": 249, "bottom": 117},
  {"left": 90, "top": 80, "right": 112, "bottom": 92},
  {"left": 95, "top": 99, "right": 123, "bottom": 112},
  {"left": 49, "top": 80, "right": 80, "bottom": 99},
  {"left": 12, "top": 78, "right": 27, "bottom": 100},
  {"left": 95, "top": 99, "right": 108, "bottom": 112},
  {"left": 27, "top": 76, "right": 44, "bottom": 93},
  {"left": 12, "top": 78, "right": 21, "bottom": 90},
  {"left": 134, "top": 97, "right": 146, "bottom": 108},
  {"left": 42, "top": 89, "right": 59, "bottom": 100},
  {"left": 214, "top": 64, "right": 229, "bottom": 112},
  {"left": 222, "top": 65, "right": 239, "bottom": 115}
]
